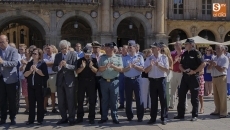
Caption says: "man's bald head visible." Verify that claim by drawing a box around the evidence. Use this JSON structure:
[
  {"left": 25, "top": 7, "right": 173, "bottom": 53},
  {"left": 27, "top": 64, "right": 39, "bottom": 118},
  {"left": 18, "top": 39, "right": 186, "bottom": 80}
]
[{"left": 0, "top": 35, "right": 9, "bottom": 50}]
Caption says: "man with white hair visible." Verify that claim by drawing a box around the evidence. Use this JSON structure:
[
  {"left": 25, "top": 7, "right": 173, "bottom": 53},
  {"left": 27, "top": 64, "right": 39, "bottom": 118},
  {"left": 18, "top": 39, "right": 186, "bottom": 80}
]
[
  {"left": 208, "top": 44, "right": 229, "bottom": 118},
  {"left": 52, "top": 40, "right": 78, "bottom": 126}
]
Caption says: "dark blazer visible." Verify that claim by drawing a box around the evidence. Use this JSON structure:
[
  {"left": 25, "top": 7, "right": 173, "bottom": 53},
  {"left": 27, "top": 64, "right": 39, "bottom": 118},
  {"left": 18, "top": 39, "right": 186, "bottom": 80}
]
[
  {"left": 24, "top": 60, "right": 49, "bottom": 88},
  {"left": 0, "top": 46, "right": 19, "bottom": 84},
  {"left": 52, "top": 51, "right": 77, "bottom": 87}
]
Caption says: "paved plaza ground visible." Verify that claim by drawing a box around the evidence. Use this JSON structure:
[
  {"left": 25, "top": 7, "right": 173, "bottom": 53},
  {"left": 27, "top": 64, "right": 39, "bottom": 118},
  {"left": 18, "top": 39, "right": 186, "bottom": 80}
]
[{"left": 0, "top": 95, "right": 230, "bottom": 130}]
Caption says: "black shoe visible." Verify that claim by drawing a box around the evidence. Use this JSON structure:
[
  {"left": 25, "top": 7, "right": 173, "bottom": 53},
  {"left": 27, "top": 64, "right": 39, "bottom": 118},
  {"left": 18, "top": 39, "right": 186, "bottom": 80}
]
[
  {"left": 56, "top": 119, "right": 68, "bottom": 125},
  {"left": 52, "top": 108, "right": 59, "bottom": 113},
  {"left": 219, "top": 115, "right": 228, "bottom": 118},
  {"left": 0, "top": 120, "right": 6, "bottom": 125},
  {"left": 75, "top": 118, "right": 83, "bottom": 124},
  {"left": 44, "top": 109, "right": 48, "bottom": 116},
  {"left": 147, "top": 120, "right": 156, "bottom": 124},
  {"left": 69, "top": 121, "right": 75, "bottom": 126},
  {"left": 10, "top": 120, "right": 16, "bottom": 125},
  {"left": 24, "top": 110, "right": 29, "bottom": 114},
  {"left": 26, "top": 121, "right": 34, "bottom": 125},
  {"left": 118, "top": 105, "right": 124, "bottom": 109},
  {"left": 210, "top": 112, "right": 219, "bottom": 115},
  {"left": 55, "top": 103, "right": 58, "bottom": 106},
  {"left": 37, "top": 122, "right": 42, "bottom": 125},
  {"left": 173, "top": 116, "right": 184, "bottom": 119},
  {"left": 98, "top": 119, "right": 107, "bottom": 124},
  {"left": 89, "top": 120, "right": 95, "bottom": 124},
  {"left": 162, "top": 120, "right": 167, "bottom": 125},
  {"left": 190, "top": 117, "right": 197, "bottom": 121},
  {"left": 127, "top": 118, "right": 132, "bottom": 121},
  {"left": 113, "top": 120, "right": 119, "bottom": 124},
  {"left": 137, "top": 119, "right": 143, "bottom": 122}
]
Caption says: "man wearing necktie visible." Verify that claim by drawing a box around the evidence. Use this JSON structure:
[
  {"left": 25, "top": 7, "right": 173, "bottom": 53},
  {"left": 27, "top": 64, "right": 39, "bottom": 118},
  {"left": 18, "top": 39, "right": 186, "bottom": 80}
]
[
  {"left": 0, "top": 35, "right": 19, "bottom": 125},
  {"left": 53, "top": 40, "right": 78, "bottom": 126}
]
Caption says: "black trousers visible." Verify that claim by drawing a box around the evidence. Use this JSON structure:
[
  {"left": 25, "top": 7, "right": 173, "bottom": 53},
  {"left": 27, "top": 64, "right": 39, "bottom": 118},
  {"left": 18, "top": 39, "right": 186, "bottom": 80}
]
[
  {"left": 77, "top": 78, "right": 96, "bottom": 120},
  {"left": 28, "top": 86, "right": 44, "bottom": 123},
  {"left": 0, "top": 78, "right": 17, "bottom": 121},
  {"left": 16, "top": 81, "right": 21, "bottom": 113},
  {"left": 95, "top": 76, "right": 102, "bottom": 115},
  {"left": 149, "top": 77, "right": 168, "bottom": 121},
  {"left": 177, "top": 74, "right": 199, "bottom": 118}
]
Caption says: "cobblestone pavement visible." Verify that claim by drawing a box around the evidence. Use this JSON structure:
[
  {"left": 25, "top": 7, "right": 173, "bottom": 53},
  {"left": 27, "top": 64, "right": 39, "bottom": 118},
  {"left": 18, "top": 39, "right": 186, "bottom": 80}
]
[{"left": 0, "top": 95, "right": 230, "bottom": 130}]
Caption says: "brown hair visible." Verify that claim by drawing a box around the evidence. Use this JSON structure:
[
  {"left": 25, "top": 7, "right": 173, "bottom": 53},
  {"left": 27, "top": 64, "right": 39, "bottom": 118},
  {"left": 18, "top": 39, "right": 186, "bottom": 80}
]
[
  {"left": 205, "top": 46, "right": 213, "bottom": 54},
  {"left": 19, "top": 44, "right": 27, "bottom": 48},
  {"left": 32, "top": 48, "right": 43, "bottom": 61}
]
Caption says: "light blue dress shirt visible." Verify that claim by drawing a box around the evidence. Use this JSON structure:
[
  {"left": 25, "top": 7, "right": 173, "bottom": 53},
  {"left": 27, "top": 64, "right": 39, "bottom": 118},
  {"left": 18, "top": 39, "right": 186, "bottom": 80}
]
[
  {"left": 123, "top": 53, "right": 144, "bottom": 77},
  {"left": 75, "top": 51, "right": 84, "bottom": 59}
]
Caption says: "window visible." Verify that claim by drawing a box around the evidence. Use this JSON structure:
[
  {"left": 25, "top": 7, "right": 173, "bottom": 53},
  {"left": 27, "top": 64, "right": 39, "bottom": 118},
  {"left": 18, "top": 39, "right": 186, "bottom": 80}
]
[
  {"left": 20, "top": 29, "right": 24, "bottom": 43},
  {"left": 202, "top": 0, "right": 212, "bottom": 14},
  {"left": 174, "top": 0, "right": 183, "bottom": 14},
  {"left": 13, "top": 31, "right": 16, "bottom": 43}
]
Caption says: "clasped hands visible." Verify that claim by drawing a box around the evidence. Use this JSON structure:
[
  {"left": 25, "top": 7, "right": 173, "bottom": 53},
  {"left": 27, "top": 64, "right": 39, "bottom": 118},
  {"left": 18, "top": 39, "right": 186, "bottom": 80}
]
[
  {"left": 81, "top": 60, "right": 94, "bottom": 68},
  {"left": 30, "top": 65, "right": 38, "bottom": 73},
  {"left": 59, "top": 60, "right": 67, "bottom": 68}
]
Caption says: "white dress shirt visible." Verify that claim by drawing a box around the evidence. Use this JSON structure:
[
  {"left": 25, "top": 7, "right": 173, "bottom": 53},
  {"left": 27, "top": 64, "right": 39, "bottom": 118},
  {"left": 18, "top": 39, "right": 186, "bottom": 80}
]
[{"left": 144, "top": 53, "right": 169, "bottom": 78}]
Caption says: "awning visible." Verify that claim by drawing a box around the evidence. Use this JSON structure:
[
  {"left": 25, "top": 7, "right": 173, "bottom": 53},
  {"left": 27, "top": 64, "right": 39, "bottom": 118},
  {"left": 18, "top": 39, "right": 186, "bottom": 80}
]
[{"left": 169, "top": 36, "right": 219, "bottom": 45}]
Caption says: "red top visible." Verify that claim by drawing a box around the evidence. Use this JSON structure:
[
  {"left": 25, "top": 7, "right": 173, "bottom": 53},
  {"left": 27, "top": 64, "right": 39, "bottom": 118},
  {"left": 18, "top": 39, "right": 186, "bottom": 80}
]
[{"left": 171, "top": 51, "right": 184, "bottom": 73}]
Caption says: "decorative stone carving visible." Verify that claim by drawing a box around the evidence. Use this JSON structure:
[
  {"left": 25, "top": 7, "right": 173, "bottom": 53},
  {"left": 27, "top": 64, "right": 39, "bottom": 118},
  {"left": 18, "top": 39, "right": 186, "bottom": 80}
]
[
  {"left": 218, "top": 25, "right": 225, "bottom": 39},
  {"left": 113, "top": 11, "right": 120, "bottom": 19},
  {"left": 145, "top": 12, "right": 152, "bottom": 19},
  {"left": 90, "top": 11, "right": 97, "bottom": 18},
  {"left": 190, "top": 26, "right": 197, "bottom": 36},
  {"left": 56, "top": 10, "right": 64, "bottom": 18}
]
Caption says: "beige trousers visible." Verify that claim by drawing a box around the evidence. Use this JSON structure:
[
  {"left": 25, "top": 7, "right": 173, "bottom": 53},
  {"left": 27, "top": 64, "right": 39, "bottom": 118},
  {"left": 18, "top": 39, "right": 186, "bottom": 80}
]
[{"left": 212, "top": 76, "right": 227, "bottom": 116}]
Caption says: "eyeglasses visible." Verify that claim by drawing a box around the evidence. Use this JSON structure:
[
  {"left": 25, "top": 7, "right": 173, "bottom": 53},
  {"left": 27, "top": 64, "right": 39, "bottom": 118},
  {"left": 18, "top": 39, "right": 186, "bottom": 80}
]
[
  {"left": 93, "top": 47, "right": 99, "bottom": 48},
  {"left": 32, "top": 53, "right": 38, "bottom": 55},
  {"left": 61, "top": 47, "right": 67, "bottom": 50}
]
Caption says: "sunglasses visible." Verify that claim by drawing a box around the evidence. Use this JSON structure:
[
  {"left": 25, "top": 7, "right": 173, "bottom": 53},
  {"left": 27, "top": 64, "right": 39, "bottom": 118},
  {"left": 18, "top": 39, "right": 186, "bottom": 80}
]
[{"left": 32, "top": 53, "right": 38, "bottom": 55}]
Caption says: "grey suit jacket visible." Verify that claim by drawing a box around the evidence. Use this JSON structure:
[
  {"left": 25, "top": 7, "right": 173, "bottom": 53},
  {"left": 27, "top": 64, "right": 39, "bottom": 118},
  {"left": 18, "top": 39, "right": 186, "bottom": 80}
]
[
  {"left": 0, "top": 46, "right": 19, "bottom": 84},
  {"left": 52, "top": 51, "right": 77, "bottom": 87}
]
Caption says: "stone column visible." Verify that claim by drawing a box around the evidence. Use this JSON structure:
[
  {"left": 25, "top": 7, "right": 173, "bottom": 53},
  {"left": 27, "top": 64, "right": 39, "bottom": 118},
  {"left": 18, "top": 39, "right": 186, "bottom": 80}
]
[
  {"left": 99, "top": 0, "right": 113, "bottom": 44},
  {"left": 48, "top": 11, "right": 60, "bottom": 46},
  {"left": 155, "top": 0, "right": 169, "bottom": 44}
]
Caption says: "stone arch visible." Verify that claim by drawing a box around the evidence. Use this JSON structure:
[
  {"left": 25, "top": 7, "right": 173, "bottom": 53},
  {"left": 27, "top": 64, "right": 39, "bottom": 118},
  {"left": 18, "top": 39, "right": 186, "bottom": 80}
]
[
  {"left": 113, "top": 12, "right": 152, "bottom": 36},
  {"left": 167, "top": 28, "right": 190, "bottom": 38},
  {"left": 0, "top": 10, "right": 49, "bottom": 35},
  {"left": 57, "top": 11, "right": 98, "bottom": 36},
  {"left": 198, "top": 29, "right": 216, "bottom": 41}
]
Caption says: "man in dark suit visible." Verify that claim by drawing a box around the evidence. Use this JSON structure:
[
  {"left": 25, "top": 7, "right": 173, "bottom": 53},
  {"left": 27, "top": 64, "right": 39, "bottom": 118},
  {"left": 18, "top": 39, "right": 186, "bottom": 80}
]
[
  {"left": 53, "top": 40, "right": 77, "bottom": 126},
  {"left": 0, "top": 35, "right": 19, "bottom": 125}
]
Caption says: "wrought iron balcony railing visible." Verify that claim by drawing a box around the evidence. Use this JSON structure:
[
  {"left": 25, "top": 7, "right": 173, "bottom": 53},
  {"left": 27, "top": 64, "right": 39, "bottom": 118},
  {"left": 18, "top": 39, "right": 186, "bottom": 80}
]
[
  {"left": 112, "top": 0, "right": 155, "bottom": 7},
  {"left": 0, "top": 0, "right": 99, "bottom": 4},
  {"left": 168, "top": 9, "right": 230, "bottom": 21}
]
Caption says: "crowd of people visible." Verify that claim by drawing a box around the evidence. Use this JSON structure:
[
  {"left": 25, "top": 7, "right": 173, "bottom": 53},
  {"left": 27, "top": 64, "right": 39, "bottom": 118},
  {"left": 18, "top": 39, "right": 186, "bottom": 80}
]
[{"left": 0, "top": 34, "right": 229, "bottom": 126}]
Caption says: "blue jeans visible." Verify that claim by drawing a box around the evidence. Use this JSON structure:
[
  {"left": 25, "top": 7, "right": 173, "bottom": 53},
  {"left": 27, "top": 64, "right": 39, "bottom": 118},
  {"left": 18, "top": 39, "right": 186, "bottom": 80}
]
[
  {"left": 100, "top": 78, "right": 119, "bottom": 121},
  {"left": 227, "top": 83, "right": 230, "bottom": 95},
  {"left": 119, "top": 73, "right": 125, "bottom": 106}
]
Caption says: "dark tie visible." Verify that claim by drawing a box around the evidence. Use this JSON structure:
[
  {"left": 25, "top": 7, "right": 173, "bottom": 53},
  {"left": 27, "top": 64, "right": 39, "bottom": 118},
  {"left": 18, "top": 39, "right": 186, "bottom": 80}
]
[{"left": 62, "top": 54, "right": 65, "bottom": 60}]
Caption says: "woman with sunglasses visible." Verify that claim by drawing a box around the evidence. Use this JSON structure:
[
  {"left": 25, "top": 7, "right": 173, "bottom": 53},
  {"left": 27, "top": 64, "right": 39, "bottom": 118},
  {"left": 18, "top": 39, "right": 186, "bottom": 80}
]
[
  {"left": 203, "top": 46, "right": 214, "bottom": 96},
  {"left": 24, "top": 48, "right": 49, "bottom": 125}
]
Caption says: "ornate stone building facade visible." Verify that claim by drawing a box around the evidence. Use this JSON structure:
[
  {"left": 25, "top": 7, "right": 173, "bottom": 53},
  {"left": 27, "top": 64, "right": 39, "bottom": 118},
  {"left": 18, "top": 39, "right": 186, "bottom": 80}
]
[
  {"left": 167, "top": 0, "right": 230, "bottom": 43},
  {"left": 0, "top": 0, "right": 161, "bottom": 49},
  {"left": 0, "top": 0, "right": 229, "bottom": 49}
]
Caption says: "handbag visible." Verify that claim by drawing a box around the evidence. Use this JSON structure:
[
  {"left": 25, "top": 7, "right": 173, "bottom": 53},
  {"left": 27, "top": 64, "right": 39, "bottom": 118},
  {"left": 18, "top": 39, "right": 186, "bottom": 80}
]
[{"left": 43, "top": 87, "right": 51, "bottom": 97}]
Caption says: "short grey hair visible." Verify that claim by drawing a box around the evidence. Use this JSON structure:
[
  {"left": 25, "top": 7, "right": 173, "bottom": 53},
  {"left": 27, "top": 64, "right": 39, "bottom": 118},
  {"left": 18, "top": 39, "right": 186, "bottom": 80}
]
[
  {"left": 216, "top": 44, "right": 225, "bottom": 51},
  {"left": 59, "top": 40, "right": 69, "bottom": 48}
]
